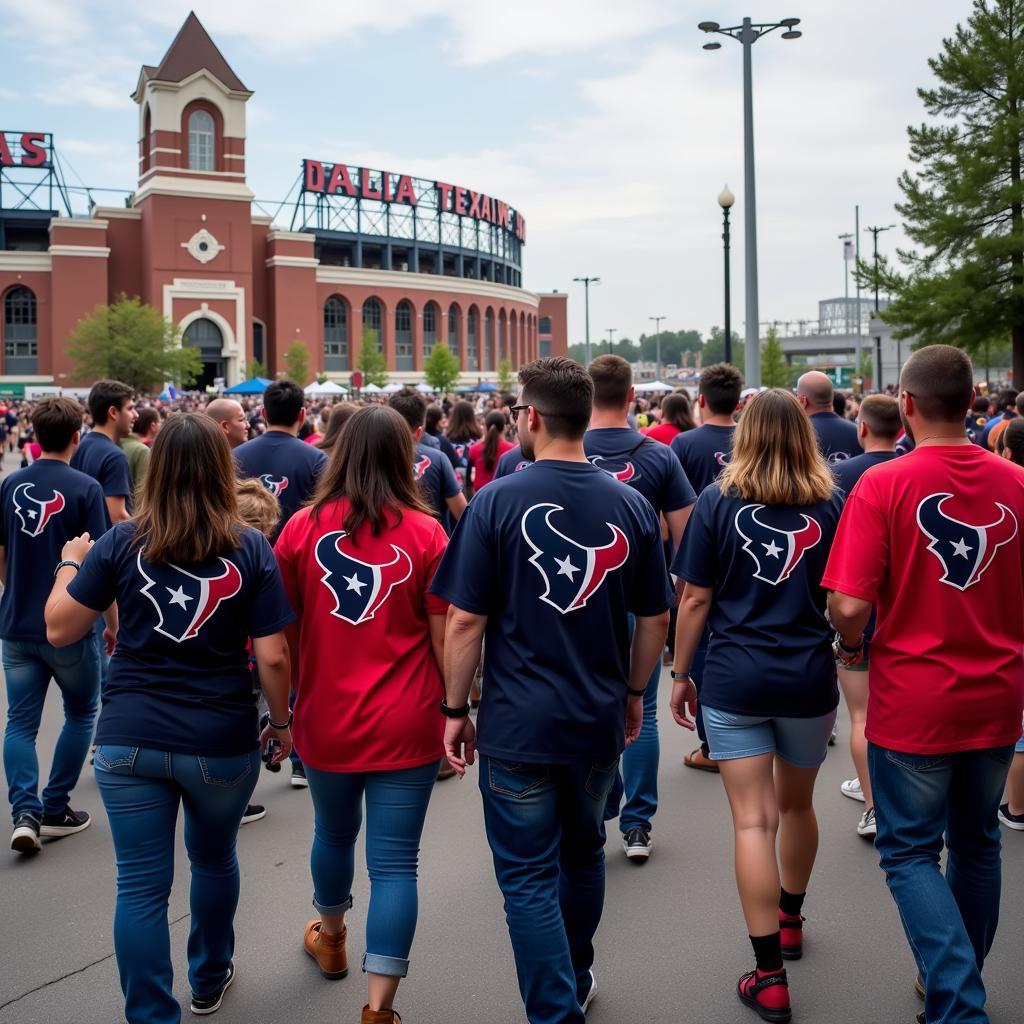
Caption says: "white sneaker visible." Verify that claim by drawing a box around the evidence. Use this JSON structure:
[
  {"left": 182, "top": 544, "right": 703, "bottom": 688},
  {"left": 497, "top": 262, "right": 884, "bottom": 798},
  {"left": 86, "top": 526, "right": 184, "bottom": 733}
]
[
  {"left": 840, "top": 778, "right": 866, "bottom": 803},
  {"left": 579, "top": 970, "right": 597, "bottom": 1014},
  {"left": 857, "top": 807, "right": 877, "bottom": 837}
]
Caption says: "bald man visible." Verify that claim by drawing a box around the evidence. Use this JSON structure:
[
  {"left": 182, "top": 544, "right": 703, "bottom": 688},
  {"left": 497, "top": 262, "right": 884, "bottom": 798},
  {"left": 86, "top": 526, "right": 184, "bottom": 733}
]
[
  {"left": 206, "top": 398, "right": 250, "bottom": 449},
  {"left": 796, "top": 371, "right": 860, "bottom": 464}
]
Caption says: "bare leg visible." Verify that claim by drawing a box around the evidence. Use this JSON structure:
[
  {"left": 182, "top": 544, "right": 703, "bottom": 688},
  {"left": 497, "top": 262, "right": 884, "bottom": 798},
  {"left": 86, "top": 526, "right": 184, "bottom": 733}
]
[
  {"left": 838, "top": 666, "right": 872, "bottom": 808},
  {"left": 368, "top": 973, "right": 401, "bottom": 1012},
  {"left": 775, "top": 759, "right": 822, "bottom": 896},
  {"left": 1006, "top": 751, "right": 1024, "bottom": 816},
  {"left": 718, "top": 753, "right": 780, "bottom": 936},
  {"left": 320, "top": 910, "right": 346, "bottom": 936}
]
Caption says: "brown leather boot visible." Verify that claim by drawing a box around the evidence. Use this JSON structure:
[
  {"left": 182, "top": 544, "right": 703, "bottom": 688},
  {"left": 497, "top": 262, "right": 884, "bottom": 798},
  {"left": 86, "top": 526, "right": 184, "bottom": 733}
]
[
  {"left": 361, "top": 1007, "right": 402, "bottom": 1023},
  {"left": 304, "top": 919, "right": 348, "bottom": 979}
]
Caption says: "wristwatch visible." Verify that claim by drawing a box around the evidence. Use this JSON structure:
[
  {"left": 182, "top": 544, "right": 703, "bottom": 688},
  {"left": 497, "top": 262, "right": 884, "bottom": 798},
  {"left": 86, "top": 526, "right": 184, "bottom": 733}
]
[
  {"left": 268, "top": 711, "right": 293, "bottom": 730},
  {"left": 440, "top": 698, "right": 471, "bottom": 719},
  {"left": 670, "top": 669, "right": 690, "bottom": 681}
]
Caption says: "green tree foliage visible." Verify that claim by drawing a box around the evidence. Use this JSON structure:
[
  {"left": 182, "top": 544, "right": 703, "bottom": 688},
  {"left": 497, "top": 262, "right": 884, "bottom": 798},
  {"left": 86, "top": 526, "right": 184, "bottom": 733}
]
[
  {"left": 568, "top": 336, "right": 637, "bottom": 364},
  {"left": 637, "top": 329, "right": 703, "bottom": 366},
  {"left": 760, "top": 326, "right": 792, "bottom": 388},
  {"left": 423, "top": 341, "right": 461, "bottom": 393},
  {"left": 497, "top": 357, "right": 514, "bottom": 393},
  {"left": 68, "top": 295, "right": 200, "bottom": 393},
  {"left": 245, "top": 358, "right": 268, "bottom": 381},
  {"left": 858, "top": 0, "right": 1024, "bottom": 381},
  {"left": 703, "top": 326, "right": 745, "bottom": 373},
  {"left": 357, "top": 328, "right": 390, "bottom": 387},
  {"left": 283, "top": 340, "right": 310, "bottom": 386}
]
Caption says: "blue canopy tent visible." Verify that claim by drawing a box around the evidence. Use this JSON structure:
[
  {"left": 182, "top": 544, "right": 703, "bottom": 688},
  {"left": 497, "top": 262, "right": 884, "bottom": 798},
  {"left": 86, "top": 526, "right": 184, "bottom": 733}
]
[
  {"left": 475, "top": 381, "right": 499, "bottom": 392},
  {"left": 223, "top": 377, "right": 273, "bottom": 395}
]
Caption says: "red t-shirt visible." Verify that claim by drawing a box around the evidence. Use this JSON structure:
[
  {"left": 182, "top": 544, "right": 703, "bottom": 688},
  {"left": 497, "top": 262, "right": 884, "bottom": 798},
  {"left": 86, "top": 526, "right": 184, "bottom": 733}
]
[
  {"left": 274, "top": 500, "right": 449, "bottom": 772},
  {"left": 822, "top": 444, "right": 1024, "bottom": 754},
  {"left": 468, "top": 438, "right": 516, "bottom": 491},
  {"left": 643, "top": 422, "right": 684, "bottom": 445}
]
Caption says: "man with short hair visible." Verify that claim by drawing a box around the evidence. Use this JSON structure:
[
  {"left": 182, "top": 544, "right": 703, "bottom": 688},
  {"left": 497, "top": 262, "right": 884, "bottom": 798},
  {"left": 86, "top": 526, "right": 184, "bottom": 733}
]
[
  {"left": 824, "top": 345, "right": 1024, "bottom": 1024},
  {"left": 796, "top": 370, "right": 861, "bottom": 463},
  {"left": 584, "top": 354, "right": 696, "bottom": 861},
  {"left": 671, "top": 362, "right": 743, "bottom": 773},
  {"left": 206, "top": 397, "right": 250, "bottom": 450},
  {"left": 833, "top": 394, "right": 901, "bottom": 496},
  {"left": 432, "top": 357, "right": 672, "bottom": 1023},
  {"left": 70, "top": 380, "right": 136, "bottom": 528},
  {"left": 966, "top": 395, "right": 991, "bottom": 444},
  {"left": 121, "top": 407, "right": 159, "bottom": 491},
  {"left": 388, "top": 389, "right": 467, "bottom": 529},
  {"left": 2, "top": 396, "right": 110, "bottom": 853}
]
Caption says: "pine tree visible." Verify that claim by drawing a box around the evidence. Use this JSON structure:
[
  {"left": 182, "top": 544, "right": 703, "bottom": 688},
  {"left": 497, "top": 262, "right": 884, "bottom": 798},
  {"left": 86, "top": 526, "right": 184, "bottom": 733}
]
[
  {"left": 424, "top": 342, "right": 461, "bottom": 393},
  {"left": 760, "top": 327, "right": 791, "bottom": 388},
  {"left": 862, "top": 0, "right": 1024, "bottom": 382}
]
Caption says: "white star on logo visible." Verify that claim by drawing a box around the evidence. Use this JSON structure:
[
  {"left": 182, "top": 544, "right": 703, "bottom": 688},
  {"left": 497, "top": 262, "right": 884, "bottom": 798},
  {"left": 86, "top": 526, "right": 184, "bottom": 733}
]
[
  {"left": 343, "top": 572, "right": 367, "bottom": 594},
  {"left": 166, "top": 585, "right": 192, "bottom": 608},
  {"left": 763, "top": 540, "right": 783, "bottom": 558},
  {"left": 555, "top": 554, "right": 579, "bottom": 580},
  {"left": 951, "top": 537, "right": 973, "bottom": 559},
  {"left": 26, "top": 508, "right": 37, "bottom": 519}
]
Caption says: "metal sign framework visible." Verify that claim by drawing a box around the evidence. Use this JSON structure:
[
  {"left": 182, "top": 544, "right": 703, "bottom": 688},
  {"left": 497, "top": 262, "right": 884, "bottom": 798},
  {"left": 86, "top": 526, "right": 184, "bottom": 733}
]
[{"left": 0, "top": 132, "right": 74, "bottom": 217}]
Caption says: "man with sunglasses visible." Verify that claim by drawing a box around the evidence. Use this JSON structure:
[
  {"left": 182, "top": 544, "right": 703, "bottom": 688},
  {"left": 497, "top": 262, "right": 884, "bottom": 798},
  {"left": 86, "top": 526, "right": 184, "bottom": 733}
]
[{"left": 431, "top": 357, "right": 672, "bottom": 1023}]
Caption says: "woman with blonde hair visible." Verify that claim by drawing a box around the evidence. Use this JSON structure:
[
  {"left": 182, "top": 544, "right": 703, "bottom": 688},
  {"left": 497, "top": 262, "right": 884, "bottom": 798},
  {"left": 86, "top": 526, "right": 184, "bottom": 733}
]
[{"left": 669, "top": 389, "right": 843, "bottom": 1023}]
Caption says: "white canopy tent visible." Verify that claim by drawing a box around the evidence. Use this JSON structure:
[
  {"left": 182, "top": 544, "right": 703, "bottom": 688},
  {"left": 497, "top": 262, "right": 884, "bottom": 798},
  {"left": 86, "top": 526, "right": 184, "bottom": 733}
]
[
  {"left": 381, "top": 383, "right": 404, "bottom": 394},
  {"left": 304, "top": 380, "right": 348, "bottom": 397},
  {"left": 361, "top": 382, "right": 383, "bottom": 394},
  {"left": 634, "top": 380, "right": 675, "bottom": 393},
  {"left": 415, "top": 382, "right": 435, "bottom": 395}
]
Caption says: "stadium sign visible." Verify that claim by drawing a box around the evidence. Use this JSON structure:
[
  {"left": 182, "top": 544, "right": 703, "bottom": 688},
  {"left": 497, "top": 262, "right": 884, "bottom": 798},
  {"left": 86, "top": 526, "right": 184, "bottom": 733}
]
[
  {"left": 0, "top": 131, "right": 51, "bottom": 168},
  {"left": 302, "top": 158, "right": 526, "bottom": 242}
]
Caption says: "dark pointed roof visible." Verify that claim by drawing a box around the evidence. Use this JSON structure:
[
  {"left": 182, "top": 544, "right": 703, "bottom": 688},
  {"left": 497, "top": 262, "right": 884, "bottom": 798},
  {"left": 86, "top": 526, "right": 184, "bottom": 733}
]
[{"left": 147, "top": 12, "right": 249, "bottom": 93}]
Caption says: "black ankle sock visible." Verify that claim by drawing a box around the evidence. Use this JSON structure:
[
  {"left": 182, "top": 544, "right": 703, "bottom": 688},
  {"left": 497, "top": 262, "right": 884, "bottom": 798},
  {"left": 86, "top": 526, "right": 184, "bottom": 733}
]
[
  {"left": 749, "top": 932, "right": 784, "bottom": 973},
  {"left": 779, "top": 887, "right": 805, "bottom": 917}
]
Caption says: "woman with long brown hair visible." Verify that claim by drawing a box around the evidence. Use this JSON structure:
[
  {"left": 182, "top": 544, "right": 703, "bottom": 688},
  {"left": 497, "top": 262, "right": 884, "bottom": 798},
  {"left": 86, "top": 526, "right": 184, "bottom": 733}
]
[
  {"left": 444, "top": 398, "right": 481, "bottom": 490},
  {"left": 44, "top": 413, "right": 295, "bottom": 1023},
  {"left": 467, "top": 410, "right": 514, "bottom": 492},
  {"left": 669, "top": 389, "right": 843, "bottom": 1023},
  {"left": 316, "top": 402, "right": 358, "bottom": 453},
  {"left": 274, "top": 404, "right": 449, "bottom": 1024}
]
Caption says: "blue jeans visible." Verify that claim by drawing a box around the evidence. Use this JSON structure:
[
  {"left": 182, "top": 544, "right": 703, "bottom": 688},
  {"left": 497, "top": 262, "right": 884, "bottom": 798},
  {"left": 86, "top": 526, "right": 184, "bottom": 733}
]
[
  {"left": 869, "top": 742, "right": 1014, "bottom": 1024},
  {"left": 3, "top": 637, "right": 100, "bottom": 820},
  {"left": 95, "top": 745, "right": 259, "bottom": 1024},
  {"left": 305, "top": 762, "right": 436, "bottom": 977},
  {"left": 480, "top": 754, "right": 617, "bottom": 1024},
  {"left": 606, "top": 655, "right": 660, "bottom": 832}
]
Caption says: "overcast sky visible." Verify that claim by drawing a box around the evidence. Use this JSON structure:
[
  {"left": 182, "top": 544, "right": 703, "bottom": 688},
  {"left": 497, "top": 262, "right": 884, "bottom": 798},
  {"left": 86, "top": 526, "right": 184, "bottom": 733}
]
[{"left": 1, "top": 0, "right": 973, "bottom": 346}]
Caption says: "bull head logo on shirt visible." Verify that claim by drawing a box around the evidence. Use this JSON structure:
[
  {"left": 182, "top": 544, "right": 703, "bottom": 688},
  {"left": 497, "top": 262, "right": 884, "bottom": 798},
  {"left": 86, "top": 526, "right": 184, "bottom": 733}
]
[
  {"left": 258, "top": 474, "right": 289, "bottom": 498},
  {"left": 587, "top": 455, "right": 638, "bottom": 484},
  {"left": 916, "top": 493, "right": 1018, "bottom": 591},
  {"left": 413, "top": 456, "right": 431, "bottom": 480},
  {"left": 315, "top": 531, "right": 413, "bottom": 625},
  {"left": 137, "top": 552, "right": 243, "bottom": 642},
  {"left": 12, "top": 483, "right": 65, "bottom": 538},
  {"left": 734, "top": 504, "right": 822, "bottom": 586},
  {"left": 520, "top": 503, "right": 630, "bottom": 614}
]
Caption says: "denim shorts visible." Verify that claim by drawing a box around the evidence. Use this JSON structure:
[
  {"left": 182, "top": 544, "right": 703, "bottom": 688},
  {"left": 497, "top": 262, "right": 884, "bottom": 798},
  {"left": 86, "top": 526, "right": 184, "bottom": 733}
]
[
  {"left": 1016, "top": 733, "right": 1024, "bottom": 755},
  {"left": 703, "top": 706, "right": 839, "bottom": 767}
]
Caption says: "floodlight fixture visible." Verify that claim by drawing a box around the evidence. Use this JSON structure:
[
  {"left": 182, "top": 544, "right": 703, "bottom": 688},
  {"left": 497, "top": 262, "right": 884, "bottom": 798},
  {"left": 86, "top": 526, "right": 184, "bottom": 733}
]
[
  {"left": 703, "top": 41, "right": 722, "bottom": 49},
  {"left": 698, "top": 20, "right": 721, "bottom": 31},
  {"left": 780, "top": 17, "right": 801, "bottom": 27}
]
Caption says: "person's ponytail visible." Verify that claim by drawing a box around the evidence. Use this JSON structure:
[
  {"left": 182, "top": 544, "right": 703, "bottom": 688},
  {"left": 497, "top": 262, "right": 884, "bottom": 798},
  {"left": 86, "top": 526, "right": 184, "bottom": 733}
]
[{"left": 482, "top": 410, "right": 507, "bottom": 472}]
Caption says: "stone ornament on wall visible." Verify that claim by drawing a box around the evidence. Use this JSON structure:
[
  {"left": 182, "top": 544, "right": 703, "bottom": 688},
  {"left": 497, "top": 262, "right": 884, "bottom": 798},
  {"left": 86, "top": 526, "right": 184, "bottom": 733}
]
[{"left": 182, "top": 228, "right": 225, "bottom": 264}]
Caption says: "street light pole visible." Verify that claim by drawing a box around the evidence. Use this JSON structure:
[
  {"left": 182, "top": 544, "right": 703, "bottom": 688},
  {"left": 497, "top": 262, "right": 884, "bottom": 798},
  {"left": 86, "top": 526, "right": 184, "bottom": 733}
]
[
  {"left": 649, "top": 316, "right": 666, "bottom": 379},
  {"left": 864, "top": 223, "right": 895, "bottom": 391},
  {"left": 839, "top": 231, "right": 853, "bottom": 336},
  {"left": 699, "top": 15, "right": 803, "bottom": 387},
  {"left": 719, "top": 185, "right": 735, "bottom": 364},
  {"left": 854, "top": 204, "right": 862, "bottom": 392},
  {"left": 606, "top": 328, "right": 616, "bottom": 354},
  {"left": 573, "top": 276, "right": 600, "bottom": 366}
]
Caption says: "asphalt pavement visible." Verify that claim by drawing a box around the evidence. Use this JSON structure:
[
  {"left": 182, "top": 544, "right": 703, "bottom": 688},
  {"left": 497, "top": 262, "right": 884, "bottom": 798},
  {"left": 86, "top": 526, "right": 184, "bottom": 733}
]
[{"left": 1, "top": 670, "right": 1022, "bottom": 1024}]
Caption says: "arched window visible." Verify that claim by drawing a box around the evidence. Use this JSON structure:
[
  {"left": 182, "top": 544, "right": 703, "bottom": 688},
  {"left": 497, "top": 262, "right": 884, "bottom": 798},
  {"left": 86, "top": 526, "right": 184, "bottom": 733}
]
[
  {"left": 395, "top": 300, "right": 413, "bottom": 371},
  {"left": 483, "top": 309, "right": 494, "bottom": 371},
  {"left": 3, "top": 287, "right": 37, "bottom": 375},
  {"left": 363, "top": 298, "right": 383, "bottom": 352},
  {"left": 498, "top": 310, "right": 508, "bottom": 362},
  {"left": 467, "top": 308, "right": 479, "bottom": 371},
  {"left": 324, "top": 297, "right": 349, "bottom": 371},
  {"left": 448, "top": 303, "right": 460, "bottom": 340},
  {"left": 423, "top": 302, "right": 439, "bottom": 358},
  {"left": 252, "top": 320, "right": 265, "bottom": 366},
  {"left": 183, "top": 317, "right": 225, "bottom": 389},
  {"left": 188, "top": 109, "right": 215, "bottom": 171},
  {"left": 142, "top": 106, "right": 152, "bottom": 175}
]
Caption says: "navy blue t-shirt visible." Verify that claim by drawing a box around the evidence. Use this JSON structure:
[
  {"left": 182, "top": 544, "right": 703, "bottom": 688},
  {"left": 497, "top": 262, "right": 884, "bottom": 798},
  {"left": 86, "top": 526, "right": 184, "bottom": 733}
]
[
  {"left": 493, "top": 444, "right": 533, "bottom": 478},
  {"left": 70, "top": 430, "right": 134, "bottom": 530},
  {"left": 447, "top": 434, "right": 475, "bottom": 487},
  {"left": 67, "top": 522, "right": 295, "bottom": 756},
  {"left": 425, "top": 429, "right": 459, "bottom": 469},
  {"left": 671, "top": 484, "right": 843, "bottom": 718},
  {"left": 0, "top": 460, "right": 107, "bottom": 641},
  {"left": 670, "top": 424, "right": 736, "bottom": 495},
  {"left": 414, "top": 441, "right": 460, "bottom": 527},
  {"left": 234, "top": 430, "right": 328, "bottom": 538},
  {"left": 832, "top": 450, "right": 899, "bottom": 496},
  {"left": 430, "top": 459, "right": 673, "bottom": 764},
  {"left": 583, "top": 427, "right": 696, "bottom": 516},
  {"left": 809, "top": 412, "right": 861, "bottom": 465}
]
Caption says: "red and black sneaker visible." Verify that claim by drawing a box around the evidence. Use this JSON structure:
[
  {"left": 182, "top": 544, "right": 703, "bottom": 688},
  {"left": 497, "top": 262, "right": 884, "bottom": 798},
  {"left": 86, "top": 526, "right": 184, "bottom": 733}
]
[
  {"left": 738, "top": 968, "right": 792, "bottom": 1023},
  {"left": 778, "top": 911, "right": 804, "bottom": 961}
]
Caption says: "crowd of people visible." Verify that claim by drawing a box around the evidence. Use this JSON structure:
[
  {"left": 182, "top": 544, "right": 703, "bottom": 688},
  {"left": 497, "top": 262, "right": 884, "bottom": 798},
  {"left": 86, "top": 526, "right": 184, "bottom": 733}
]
[{"left": 2, "top": 349, "right": 1023, "bottom": 1024}]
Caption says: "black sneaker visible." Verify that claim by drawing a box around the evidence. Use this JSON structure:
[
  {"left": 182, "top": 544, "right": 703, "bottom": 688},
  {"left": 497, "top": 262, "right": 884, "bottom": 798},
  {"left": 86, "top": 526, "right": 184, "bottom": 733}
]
[
  {"left": 190, "top": 962, "right": 235, "bottom": 1015},
  {"left": 10, "top": 813, "right": 41, "bottom": 853},
  {"left": 240, "top": 804, "right": 266, "bottom": 825},
  {"left": 998, "top": 803, "right": 1024, "bottom": 831},
  {"left": 290, "top": 762, "right": 308, "bottom": 789},
  {"left": 917, "top": 1013, "right": 925, "bottom": 1024},
  {"left": 622, "top": 827, "right": 652, "bottom": 862},
  {"left": 40, "top": 807, "right": 91, "bottom": 838}
]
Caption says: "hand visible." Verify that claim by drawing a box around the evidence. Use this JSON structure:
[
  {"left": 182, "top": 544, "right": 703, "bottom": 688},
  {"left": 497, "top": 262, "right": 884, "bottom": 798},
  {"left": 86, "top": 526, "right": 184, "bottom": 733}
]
[
  {"left": 669, "top": 677, "right": 698, "bottom": 731},
  {"left": 259, "top": 723, "right": 292, "bottom": 764},
  {"left": 444, "top": 716, "right": 476, "bottom": 777},
  {"left": 625, "top": 694, "right": 643, "bottom": 746},
  {"left": 103, "top": 626, "right": 117, "bottom": 656},
  {"left": 61, "top": 533, "right": 94, "bottom": 564}
]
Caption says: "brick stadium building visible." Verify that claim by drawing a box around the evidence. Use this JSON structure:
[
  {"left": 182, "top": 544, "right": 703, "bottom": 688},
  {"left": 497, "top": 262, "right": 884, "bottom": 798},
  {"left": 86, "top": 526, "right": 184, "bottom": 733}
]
[{"left": 0, "top": 13, "right": 568, "bottom": 393}]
